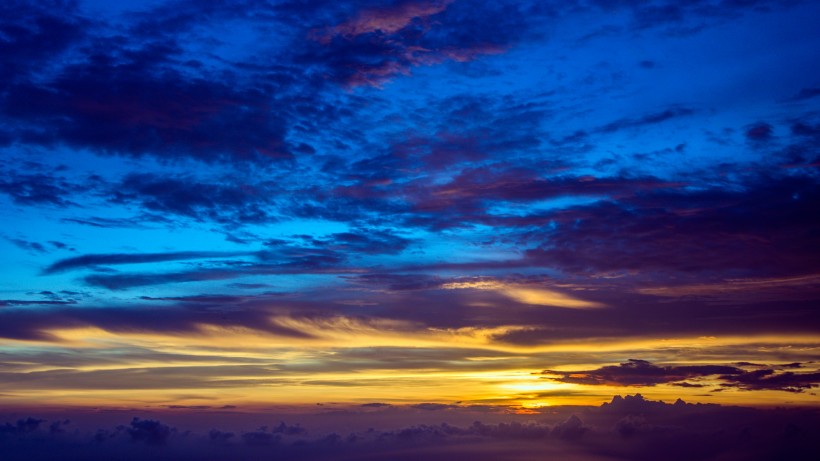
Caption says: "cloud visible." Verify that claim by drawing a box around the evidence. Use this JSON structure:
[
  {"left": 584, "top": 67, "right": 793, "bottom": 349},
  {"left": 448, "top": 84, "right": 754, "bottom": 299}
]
[
  {"left": 5, "top": 237, "right": 47, "bottom": 253},
  {"left": 410, "top": 403, "right": 459, "bottom": 411},
  {"left": 4, "top": 399, "right": 816, "bottom": 461},
  {"left": 441, "top": 279, "right": 605, "bottom": 309},
  {"left": 3, "top": 50, "right": 295, "bottom": 164},
  {"left": 0, "top": 170, "right": 79, "bottom": 207},
  {"left": 60, "top": 215, "right": 172, "bottom": 228},
  {"left": 0, "top": 296, "right": 319, "bottom": 341},
  {"left": 551, "top": 414, "right": 589, "bottom": 440},
  {"left": 110, "top": 173, "right": 279, "bottom": 224},
  {"left": 0, "top": 0, "right": 87, "bottom": 87},
  {"left": 301, "top": 0, "right": 545, "bottom": 87},
  {"left": 0, "top": 299, "right": 76, "bottom": 307},
  {"left": 746, "top": 122, "right": 774, "bottom": 142},
  {"left": 544, "top": 359, "right": 820, "bottom": 392},
  {"left": 720, "top": 369, "right": 820, "bottom": 393},
  {"left": 291, "top": 228, "right": 414, "bottom": 255},
  {"left": 788, "top": 87, "right": 820, "bottom": 101},
  {"left": 0, "top": 417, "right": 44, "bottom": 435},
  {"left": 522, "top": 174, "right": 820, "bottom": 277},
  {"left": 43, "top": 250, "right": 257, "bottom": 274},
  {"left": 127, "top": 418, "right": 174, "bottom": 445},
  {"left": 544, "top": 359, "right": 742, "bottom": 386},
  {"left": 325, "top": 0, "right": 455, "bottom": 37},
  {"left": 589, "top": 0, "right": 803, "bottom": 33},
  {"left": 596, "top": 106, "right": 695, "bottom": 133}
]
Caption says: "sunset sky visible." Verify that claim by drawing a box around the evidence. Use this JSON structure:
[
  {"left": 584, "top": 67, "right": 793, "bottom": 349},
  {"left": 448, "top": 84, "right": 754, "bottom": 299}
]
[{"left": 1, "top": 0, "right": 819, "bottom": 437}]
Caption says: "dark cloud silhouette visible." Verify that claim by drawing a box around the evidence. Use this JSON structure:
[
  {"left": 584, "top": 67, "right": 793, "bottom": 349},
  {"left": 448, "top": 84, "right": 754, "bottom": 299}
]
[
  {"left": 297, "top": 229, "right": 413, "bottom": 255},
  {"left": 746, "top": 122, "right": 774, "bottom": 141},
  {"left": 5, "top": 237, "right": 47, "bottom": 253},
  {"left": 3, "top": 53, "right": 295, "bottom": 164},
  {"left": 127, "top": 418, "right": 174, "bottom": 445},
  {"left": 721, "top": 369, "right": 820, "bottom": 393},
  {"left": 544, "top": 359, "right": 742, "bottom": 386},
  {"left": 0, "top": 417, "right": 44, "bottom": 435},
  {"left": 44, "top": 250, "right": 256, "bottom": 274},
  {"left": 788, "top": 87, "right": 820, "bottom": 101},
  {"left": 0, "top": 170, "right": 77, "bottom": 207},
  {"left": 0, "top": 3, "right": 818, "bottom": 454},
  {"left": 241, "top": 430, "right": 280, "bottom": 446},
  {"left": 589, "top": 0, "right": 804, "bottom": 32},
  {"left": 0, "top": 0, "right": 87, "bottom": 87},
  {"left": 111, "top": 174, "right": 279, "bottom": 224},
  {"left": 0, "top": 297, "right": 317, "bottom": 341},
  {"left": 551, "top": 414, "right": 588, "bottom": 440},
  {"left": 597, "top": 107, "right": 695, "bottom": 133},
  {"left": 523, "top": 174, "right": 820, "bottom": 277},
  {"left": 299, "top": 0, "right": 546, "bottom": 87},
  {"left": 410, "top": 403, "right": 460, "bottom": 411},
  {"left": 0, "top": 299, "right": 76, "bottom": 307},
  {"left": 544, "top": 360, "right": 820, "bottom": 392},
  {"left": 2, "top": 398, "right": 817, "bottom": 460},
  {"left": 208, "top": 429, "right": 235, "bottom": 443}
]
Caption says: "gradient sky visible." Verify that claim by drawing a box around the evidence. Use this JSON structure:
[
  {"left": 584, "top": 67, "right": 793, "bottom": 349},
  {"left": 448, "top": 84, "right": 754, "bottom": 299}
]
[{"left": 1, "top": 0, "right": 820, "bottom": 417}]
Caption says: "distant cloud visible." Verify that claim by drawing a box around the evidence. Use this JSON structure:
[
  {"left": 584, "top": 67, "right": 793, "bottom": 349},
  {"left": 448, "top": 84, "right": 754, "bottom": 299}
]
[
  {"left": 43, "top": 251, "right": 256, "bottom": 274},
  {"left": 788, "top": 87, "right": 820, "bottom": 101},
  {"left": 543, "top": 359, "right": 820, "bottom": 392},
  {"left": 745, "top": 122, "right": 774, "bottom": 142},
  {"left": 597, "top": 106, "right": 695, "bottom": 133},
  {"left": 2, "top": 398, "right": 817, "bottom": 460}
]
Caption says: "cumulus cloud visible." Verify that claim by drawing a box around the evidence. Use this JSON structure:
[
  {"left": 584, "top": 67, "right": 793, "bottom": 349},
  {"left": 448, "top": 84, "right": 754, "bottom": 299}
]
[{"left": 1, "top": 398, "right": 818, "bottom": 460}]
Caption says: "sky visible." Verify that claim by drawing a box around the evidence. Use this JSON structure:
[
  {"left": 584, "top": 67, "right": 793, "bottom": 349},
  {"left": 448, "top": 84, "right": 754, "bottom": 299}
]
[{"left": 1, "top": 0, "right": 819, "bottom": 458}]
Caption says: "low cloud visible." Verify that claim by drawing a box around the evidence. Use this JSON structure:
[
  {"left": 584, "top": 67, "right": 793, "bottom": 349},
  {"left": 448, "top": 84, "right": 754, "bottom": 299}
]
[
  {"left": 543, "top": 359, "right": 820, "bottom": 392},
  {"left": 1, "top": 397, "right": 818, "bottom": 460}
]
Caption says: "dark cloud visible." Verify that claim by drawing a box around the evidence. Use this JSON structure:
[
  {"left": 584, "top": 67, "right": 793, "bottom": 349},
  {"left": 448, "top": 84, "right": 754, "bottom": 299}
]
[
  {"left": 208, "top": 429, "right": 235, "bottom": 443},
  {"left": 300, "top": 229, "right": 414, "bottom": 255},
  {"left": 589, "top": 0, "right": 802, "bottom": 33},
  {"left": 597, "top": 106, "right": 695, "bottom": 133},
  {"left": 721, "top": 369, "right": 820, "bottom": 393},
  {"left": 67, "top": 230, "right": 410, "bottom": 290},
  {"left": 79, "top": 255, "right": 357, "bottom": 290},
  {"left": 0, "top": 299, "right": 76, "bottom": 307},
  {"left": 0, "top": 1, "right": 358, "bottom": 166},
  {"left": 0, "top": 417, "right": 44, "bottom": 435},
  {"left": 0, "top": 0, "right": 87, "bottom": 87},
  {"left": 48, "top": 419, "right": 70, "bottom": 434},
  {"left": 523, "top": 174, "right": 820, "bottom": 277},
  {"left": 4, "top": 399, "right": 816, "bottom": 461},
  {"left": 544, "top": 359, "right": 820, "bottom": 392},
  {"left": 544, "top": 359, "right": 743, "bottom": 386},
  {"left": 6, "top": 237, "right": 47, "bottom": 253},
  {"left": 0, "top": 170, "right": 78, "bottom": 207},
  {"left": 271, "top": 422, "right": 307, "bottom": 435},
  {"left": 299, "top": 0, "right": 546, "bottom": 87},
  {"left": 410, "top": 403, "right": 460, "bottom": 411},
  {"left": 551, "top": 414, "right": 588, "bottom": 440},
  {"left": 60, "top": 216, "right": 167, "bottom": 229},
  {"left": 333, "top": 170, "right": 683, "bottom": 230},
  {"left": 127, "top": 418, "right": 174, "bottom": 445},
  {"left": 746, "top": 122, "right": 774, "bottom": 141},
  {"left": 43, "top": 250, "right": 257, "bottom": 274},
  {"left": 788, "top": 87, "right": 820, "bottom": 101},
  {"left": 2, "top": 51, "right": 295, "bottom": 164},
  {"left": 0, "top": 297, "right": 316, "bottom": 341},
  {"left": 790, "top": 120, "right": 820, "bottom": 139},
  {"left": 110, "top": 174, "right": 279, "bottom": 224}
]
